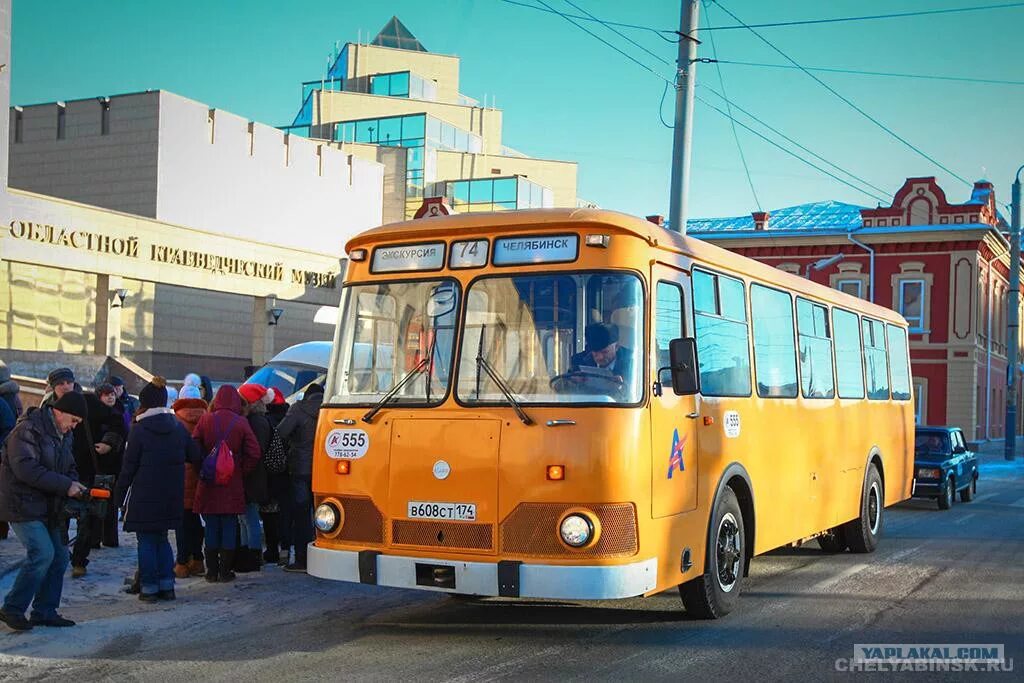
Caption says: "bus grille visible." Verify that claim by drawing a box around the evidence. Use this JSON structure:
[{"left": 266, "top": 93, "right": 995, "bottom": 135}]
[
  {"left": 500, "top": 503, "right": 638, "bottom": 558},
  {"left": 337, "top": 496, "right": 385, "bottom": 545},
  {"left": 391, "top": 520, "right": 494, "bottom": 551}
]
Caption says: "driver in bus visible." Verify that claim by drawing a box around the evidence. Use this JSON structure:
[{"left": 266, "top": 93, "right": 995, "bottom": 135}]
[{"left": 570, "top": 322, "right": 633, "bottom": 384}]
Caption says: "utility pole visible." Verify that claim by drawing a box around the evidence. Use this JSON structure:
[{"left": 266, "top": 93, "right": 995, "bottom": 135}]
[
  {"left": 668, "top": 0, "right": 699, "bottom": 235},
  {"left": 1006, "top": 166, "right": 1023, "bottom": 461}
]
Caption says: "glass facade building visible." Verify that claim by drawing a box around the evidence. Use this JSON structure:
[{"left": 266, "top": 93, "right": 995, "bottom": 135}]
[{"left": 443, "top": 177, "right": 553, "bottom": 213}]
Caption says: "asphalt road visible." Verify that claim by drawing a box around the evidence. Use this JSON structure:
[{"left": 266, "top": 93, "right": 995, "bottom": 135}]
[{"left": 3, "top": 457, "right": 1022, "bottom": 681}]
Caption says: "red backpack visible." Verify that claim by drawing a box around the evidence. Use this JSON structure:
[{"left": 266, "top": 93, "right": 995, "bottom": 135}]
[{"left": 199, "top": 415, "right": 239, "bottom": 486}]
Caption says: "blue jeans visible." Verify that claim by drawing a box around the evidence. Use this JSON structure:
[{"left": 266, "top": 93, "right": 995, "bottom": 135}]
[
  {"left": 239, "top": 503, "right": 262, "bottom": 551},
  {"left": 202, "top": 514, "right": 237, "bottom": 550},
  {"left": 136, "top": 531, "right": 175, "bottom": 595},
  {"left": 3, "top": 521, "right": 69, "bottom": 620}
]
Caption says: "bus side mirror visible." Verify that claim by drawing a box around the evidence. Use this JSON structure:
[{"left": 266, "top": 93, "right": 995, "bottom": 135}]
[{"left": 669, "top": 338, "right": 700, "bottom": 396}]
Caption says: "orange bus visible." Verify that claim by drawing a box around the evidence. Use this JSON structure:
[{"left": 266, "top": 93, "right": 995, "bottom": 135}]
[{"left": 307, "top": 209, "right": 913, "bottom": 618}]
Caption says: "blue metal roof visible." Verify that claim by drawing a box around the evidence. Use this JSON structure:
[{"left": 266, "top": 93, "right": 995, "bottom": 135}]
[{"left": 687, "top": 200, "right": 866, "bottom": 234}]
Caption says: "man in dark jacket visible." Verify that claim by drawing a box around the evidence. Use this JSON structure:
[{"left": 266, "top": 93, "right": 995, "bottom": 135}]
[
  {"left": 41, "top": 368, "right": 100, "bottom": 577},
  {"left": 0, "top": 393, "right": 88, "bottom": 631},
  {"left": 276, "top": 383, "right": 323, "bottom": 573}
]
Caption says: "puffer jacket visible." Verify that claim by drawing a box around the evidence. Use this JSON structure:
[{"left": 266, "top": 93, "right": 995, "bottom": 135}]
[
  {"left": 192, "top": 386, "right": 260, "bottom": 515},
  {"left": 244, "top": 410, "right": 270, "bottom": 504},
  {"left": 0, "top": 407, "right": 78, "bottom": 524},
  {"left": 0, "top": 361, "right": 23, "bottom": 420},
  {"left": 85, "top": 393, "right": 127, "bottom": 477},
  {"left": 172, "top": 397, "right": 207, "bottom": 510},
  {"left": 277, "top": 391, "right": 323, "bottom": 478},
  {"left": 115, "top": 409, "right": 198, "bottom": 533}
]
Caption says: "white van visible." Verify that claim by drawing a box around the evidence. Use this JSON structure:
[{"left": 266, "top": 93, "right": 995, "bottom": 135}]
[{"left": 243, "top": 341, "right": 330, "bottom": 403}]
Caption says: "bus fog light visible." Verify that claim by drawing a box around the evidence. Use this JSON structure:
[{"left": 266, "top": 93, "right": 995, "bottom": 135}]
[
  {"left": 315, "top": 503, "right": 340, "bottom": 533},
  {"left": 559, "top": 514, "right": 593, "bottom": 547}
]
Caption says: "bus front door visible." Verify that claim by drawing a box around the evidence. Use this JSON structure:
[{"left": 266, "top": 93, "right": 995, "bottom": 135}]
[{"left": 651, "top": 264, "right": 698, "bottom": 518}]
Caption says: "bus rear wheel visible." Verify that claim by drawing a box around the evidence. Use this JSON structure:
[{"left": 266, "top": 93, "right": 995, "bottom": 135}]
[
  {"left": 844, "top": 464, "right": 883, "bottom": 553},
  {"left": 680, "top": 487, "right": 745, "bottom": 619},
  {"left": 817, "top": 526, "right": 848, "bottom": 553}
]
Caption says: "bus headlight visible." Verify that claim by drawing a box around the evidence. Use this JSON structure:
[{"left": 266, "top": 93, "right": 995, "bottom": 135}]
[
  {"left": 314, "top": 503, "right": 340, "bottom": 533},
  {"left": 559, "top": 514, "right": 593, "bottom": 547}
]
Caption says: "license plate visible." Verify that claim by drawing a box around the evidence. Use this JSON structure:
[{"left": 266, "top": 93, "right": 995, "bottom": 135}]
[{"left": 407, "top": 501, "right": 477, "bottom": 521}]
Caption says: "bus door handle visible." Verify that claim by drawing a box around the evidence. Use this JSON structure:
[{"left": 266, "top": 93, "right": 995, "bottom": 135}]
[
  {"left": 686, "top": 412, "right": 700, "bottom": 419},
  {"left": 334, "top": 418, "right": 357, "bottom": 425},
  {"left": 546, "top": 419, "right": 576, "bottom": 427}
]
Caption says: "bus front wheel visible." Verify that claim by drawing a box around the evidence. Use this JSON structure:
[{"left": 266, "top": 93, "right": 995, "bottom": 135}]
[
  {"left": 844, "top": 464, "right": 883, "bottom": 553},
  {"left": 679, "top": 487, "right": 745, "bottom": 619}
]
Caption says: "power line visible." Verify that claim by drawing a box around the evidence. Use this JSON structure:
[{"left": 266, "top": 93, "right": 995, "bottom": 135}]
[
  {"left": 703, "top": 0, "right": 760, "bottom": 210},
  {"left": 695, "top": 93, "right": 890, "bottom": 203},
  {"left": 714, "top": 59, "right": 1024, "bottom": 87},
  {"left": 704, "top": 2, "right": 1024, "bottom": 31},
  {"left": 561, "top": 0, "right": 674, "bottom": 67},
  {"left": 699, "top": 85, "right": 891, "bottom": 202},
  {"left": 529, "top": 0, "right": 675, "bottom": 86},
  {"left": 499, "top": 0, "right": 678, "bottom": 41},
  {"left": 711, "top": 0, "right": 974, "bottom": 188}
]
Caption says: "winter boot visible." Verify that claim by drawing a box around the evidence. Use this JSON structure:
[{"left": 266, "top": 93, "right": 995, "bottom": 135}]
[
  {"left": 205, "top": 549, "right": 221, "bottom": 583},
  {"left": 188, "top": 558, "right": 206, "bottom": 577},
  {"left": 233, "top": 548, "right": 257, "bottom": 573},
  {"left": 219, "top": 549, "right": 236, "bottom": 582},
  {"left": 174, "top": 563, "right": 190, "bottom": 579}
]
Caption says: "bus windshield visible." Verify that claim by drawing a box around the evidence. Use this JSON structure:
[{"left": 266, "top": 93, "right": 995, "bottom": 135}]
[
  {"left": 456, "top": 271, "right": 643, "bottom": 405},
  {"left": 328, "top": 279, "right": 460, "bottom": 405}
]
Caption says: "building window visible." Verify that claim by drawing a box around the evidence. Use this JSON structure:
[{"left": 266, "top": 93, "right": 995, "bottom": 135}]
[
  {"left": 898, "top": 280, "right": 925, "bottom": 331},
  {"left": 913, "top": 378, "right": 927, "bottom": 424},
  {"left": 56, "top": 103, "right": 66, "bottom": 140},
  {"left": 751, "top": 284, "right": 798, "bottom": 398},
  {"left": 100, "top": 98, "right": 110, "bottom": 135},
  {"left": 13, "top": 107, "right": 22, "bottom": 143},
  {"left": 836, "top": 279, "right": 863, "bottom": 298}
]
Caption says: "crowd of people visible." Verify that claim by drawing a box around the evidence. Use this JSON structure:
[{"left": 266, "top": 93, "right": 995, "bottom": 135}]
[{"left": 0, "top": 363, "right": 322, "bottom": 631}]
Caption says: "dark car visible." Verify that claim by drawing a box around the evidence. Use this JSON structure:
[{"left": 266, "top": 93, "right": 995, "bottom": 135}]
[{"left": 913, "top": 426, "right": 979, "bottom": 510}]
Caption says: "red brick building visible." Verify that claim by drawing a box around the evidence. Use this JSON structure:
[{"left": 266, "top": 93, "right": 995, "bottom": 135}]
[{"left": 689, "top": 177, "right": 1014, "bottom": 441}]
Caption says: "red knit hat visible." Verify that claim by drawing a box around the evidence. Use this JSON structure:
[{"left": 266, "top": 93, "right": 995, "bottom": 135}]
[
  {"left": 238, "top": 383, "right": 268, "bottom": 405},
  {"left": 269, "top": 387, "right": 287, "bottom": 405}
]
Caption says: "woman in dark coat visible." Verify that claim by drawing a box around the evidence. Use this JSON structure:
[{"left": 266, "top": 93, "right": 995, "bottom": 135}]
[
  {"left": 192, "top": 385, "right": 260, "bottom": 583},
  {"left": 115, "top": 377, "right": 198, "bottom": 602},
  {"left": 85, "top": 384, "right": 127, "bottom": 548},
  {"left": 236, "top": 383, "right": 270, "bottom": 572}
]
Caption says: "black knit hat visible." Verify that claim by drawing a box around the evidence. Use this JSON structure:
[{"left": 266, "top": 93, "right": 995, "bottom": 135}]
[
  {"left": 305, "top": 382, "right": 324, "bottom": 396},
  {"left": 51, "top": 391, "right": 88, "bottom": 420},
  {"left": 138, "top": 376, "right": 168, "bottom": 411},
  {"left": 47, "top": 367, "right": 75, "bottom": 387},
  {"left": 584, "top": 323, "right": 618, "bottom": 351}
]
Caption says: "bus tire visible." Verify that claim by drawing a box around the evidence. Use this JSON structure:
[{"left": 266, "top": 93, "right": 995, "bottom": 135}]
[
  {"left": 679, "top": 487, "right": 745, "bottom": 619},
  {"left": 844, "top": 464, "right": 883, "bottom": 553},
  {"left": 817, "top": 526, "right": 848, "bottom": 553}
]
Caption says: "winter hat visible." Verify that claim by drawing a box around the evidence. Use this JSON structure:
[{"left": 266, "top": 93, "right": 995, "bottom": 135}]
[
  {"left": 51, "top": 391, "right": 88, "bottom": 419},
  {"left": 584, "top": 323, "right": 618, "bottom": 351},
  {"left": 96, "top": 383, "right": 116, "bottom": 396},
  {"left": 305, "top": 383, "right": 324, "bottom": 396},
  {"left": 138, "top": 376, "right": 169, "bottom": 411},
  {"left": 179, "top": 385, "right": 202, "bottom": 400},
  {"left": 47, "top": 367, "right": 75, "bottom": 387},
  {"left": 269, "top": 387, "right": 286, "bottom": 406},
  {"left": 183, "top": 373, "right": 201, "bottom": 388},
  {"left": 109, "top": 376, "right": 125, "bottom": 388},
  {"left": 166, "top": 386, "right": 179, "bottom": 406},
  {"left": 238, "top": 383, "right": 268, "bottom": 405}
]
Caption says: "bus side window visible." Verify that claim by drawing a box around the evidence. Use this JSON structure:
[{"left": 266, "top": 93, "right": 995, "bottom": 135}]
[
  {"left": 886, "top": 324, "right": 911, "bottom": 400},
  {"left": 693, "top": 269, "right": 751, "bottom": 397},
  {"left": 863, "top": 318, "right": 890, "bottom": 400},
  {"left": 751, "top": 284, "right": 798, "bottom": 398},
  {"left": 655, "top": 281, "right": 684, "bottom": 380},
  {"left": 833, "top": 308, "right": 865, "bottom": 398},
  {"left": 796, "top": 298, "right": 835, "bottom": 399}
]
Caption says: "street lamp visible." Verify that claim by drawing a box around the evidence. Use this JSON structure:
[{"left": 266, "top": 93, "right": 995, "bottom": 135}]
[
  {"left": 805, "top": 253, "right": 845, "bottom": 278},
  {"left": 1005, "top": 165, "right": 1023, "bottom": 461}
]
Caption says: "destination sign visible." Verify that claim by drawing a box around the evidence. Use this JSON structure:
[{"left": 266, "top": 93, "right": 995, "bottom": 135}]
[
  {"left": 492, "top": 235, "right": 578, "bottom": 266},
  {"left": 449, "top": 239, "right": 489, "bottom": 269},
  {"left": 371, "top": 242, "right": 445, "bottom": 273}
]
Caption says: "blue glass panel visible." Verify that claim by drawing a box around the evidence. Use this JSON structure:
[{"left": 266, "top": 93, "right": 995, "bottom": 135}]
[
  {"left": 401, "top": 114, "right": 425, "bottom": 140},
  {"left": 391, "top": 72, "right": 410, "bottom": 97},
  {"left": 328, "top": 50, "right": 348, "bottom": 80},
  {"left": 469, "top": 179, "right": 493, "bottom": 204},
  {"left": 302, "top": 82, "right": 319, "bottom": 101},
  {"left": 494, "top": 201, "right": 516, "bottom": 210},
  {"left": 378, "top": 116, "right": 402, "bottom": 144},
  {"left": 493, "top": 178, "right": 516, "bottom": 203},
  {"left": 441, "top": 122, "right": 456, "bottom": 149},
  {"left": 453, "top": 181, "right": 470, "bottom": 204},
  {"left": 292, "top": 91, "right": 313, "bottom": 126},
  {"left": 407, "top": 146, "right": 424, "bottom": 171},
  {"left": 370, "top": 74, "right": 390, "bottom": 96},
  {"left": 355, "top": 119, "right": 378, "bottom": 143}
]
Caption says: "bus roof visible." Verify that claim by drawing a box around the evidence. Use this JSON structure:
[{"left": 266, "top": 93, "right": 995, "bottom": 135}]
[{"left": 347, "top": 208, "right": 907, "bottom": 326}]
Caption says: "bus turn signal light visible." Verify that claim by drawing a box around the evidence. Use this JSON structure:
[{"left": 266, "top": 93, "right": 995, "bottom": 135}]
[
  {"left": 703, "top": 416, "right": 714, "bottom": 426},
  {"left": 547, "top": 465, "right": 565, "bottom": 481},
  {"left": 336, "top": 461, "right": 351, "bottom": 475}
]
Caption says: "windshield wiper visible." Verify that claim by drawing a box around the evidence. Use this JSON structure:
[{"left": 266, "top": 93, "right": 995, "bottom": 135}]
[
  {"left": 475, "top": 355, "right": 534, "bottom": 426},
  {"left": 362, "top": 358, "right": 429, "bottom": 424}
]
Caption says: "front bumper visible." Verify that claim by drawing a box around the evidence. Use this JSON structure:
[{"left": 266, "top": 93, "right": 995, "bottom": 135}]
[
  {"left": 307, "top": 544, "right": 658, "bottom": 600},
  {"left": 913, "top": 481, "right": 943, "bottom": 497}
]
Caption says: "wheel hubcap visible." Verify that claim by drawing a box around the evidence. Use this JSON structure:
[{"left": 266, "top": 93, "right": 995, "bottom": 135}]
[
  {"left": 716, "top": 512, "right": 742, "bottom": 592},
  {"left": 868, "top": 482, "right": 881, "bottom": 535}
]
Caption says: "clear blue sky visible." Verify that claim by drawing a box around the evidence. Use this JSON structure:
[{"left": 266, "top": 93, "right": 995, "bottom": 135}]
[{"left": 11, "top": 0, "right": 1024, "bottom": 220}]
